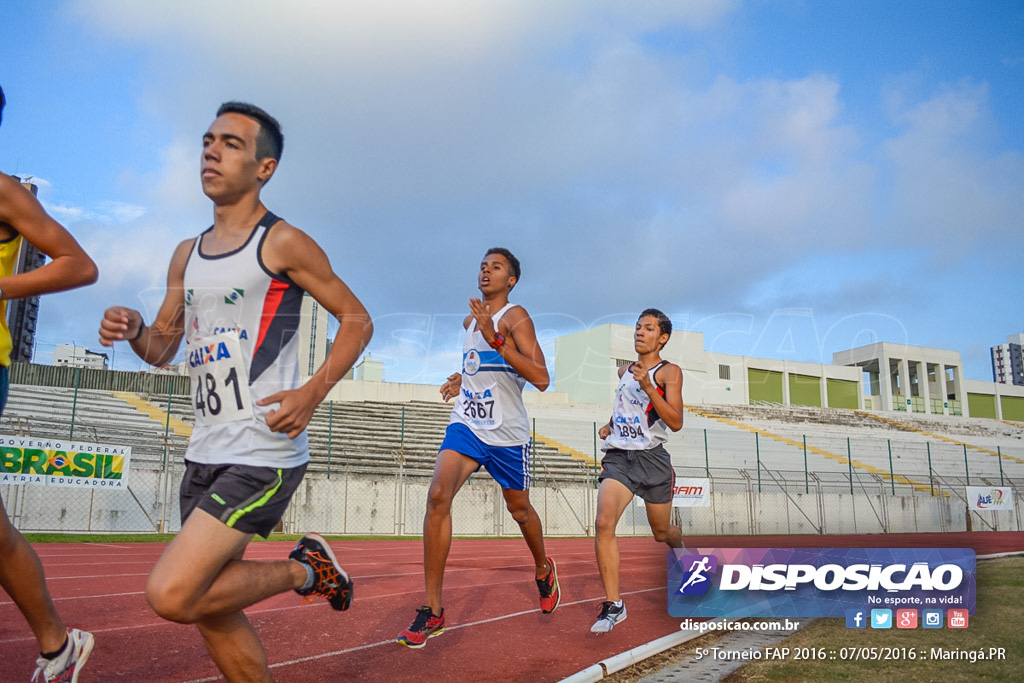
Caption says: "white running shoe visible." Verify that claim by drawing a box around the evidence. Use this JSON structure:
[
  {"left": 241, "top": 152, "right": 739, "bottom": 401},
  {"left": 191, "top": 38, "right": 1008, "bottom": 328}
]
[
  {"left": 591, "top": 601, "right": 627, "bottom": 633},
  {"left": 32, "top": 628, "right": 94, "bottom": 683}
]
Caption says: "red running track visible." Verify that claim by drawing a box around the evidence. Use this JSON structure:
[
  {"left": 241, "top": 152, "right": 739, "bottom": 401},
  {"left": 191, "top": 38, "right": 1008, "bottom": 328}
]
[{"left": 2, "top": 532, "right": 1021, "bottom": 682}]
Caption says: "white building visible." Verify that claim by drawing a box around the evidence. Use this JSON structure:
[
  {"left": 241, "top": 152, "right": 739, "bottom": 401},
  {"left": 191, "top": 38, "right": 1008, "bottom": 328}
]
[
  {"left": 53, "top": 344, "right": 108, "bottom": 371},
  {"left": 833, "top": 342, "right": 964, "bottom": 415},
  {"left": 555, "top": 324, "right": 862, "bottom": 410},
  {"left": 991, "top": 332, "right": 1024, "bottom": 386}
]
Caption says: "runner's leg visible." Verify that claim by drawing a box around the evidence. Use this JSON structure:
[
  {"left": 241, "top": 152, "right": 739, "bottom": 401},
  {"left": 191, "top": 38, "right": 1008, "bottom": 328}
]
[
  {"left": 501, "top": 487, "right": 550, "bottom": 578},
  {"left": 0, "top": 499, "right": 67, "bottom": 653},
  {"left": 146, "top": 509, "right": 307, "bottom": 682},
  {"left": 594, "top": 478, "right": 634, "bottom": 601},
  {"left": 423, "top": 449, "right": 479, "bottom": 613},
  {"left": 645, "top": 500, "right": 683, "bottom": 548}
]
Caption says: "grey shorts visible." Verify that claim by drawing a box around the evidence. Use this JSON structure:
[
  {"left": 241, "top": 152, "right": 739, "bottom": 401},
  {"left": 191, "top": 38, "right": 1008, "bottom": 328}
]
[
  {"left": 179, "top": 460, "right": 307, "bottom": 538},
  {"left": 599, "top": 445, "right": 675, "bottom": 504}
]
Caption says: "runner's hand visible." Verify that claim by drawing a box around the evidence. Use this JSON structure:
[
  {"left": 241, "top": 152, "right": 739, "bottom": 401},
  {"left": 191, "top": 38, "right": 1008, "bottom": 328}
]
[
  {"left": 98, "top": 306, "right": 144, "bottom": 346},
  {"left": 598, "top": 423, "right": 611, "bottom": 440},
  {"left": 259, "top": 385, "right": 319, "bottom": 439},
  {"left": 440, "top": 373, "right": 462, "bottom": 402},
  {"left": 632, "top": 360, "right": 654, "bottom": 390},
  {"left": 468, "top": 298, "right": 496, "bottom": 344}
]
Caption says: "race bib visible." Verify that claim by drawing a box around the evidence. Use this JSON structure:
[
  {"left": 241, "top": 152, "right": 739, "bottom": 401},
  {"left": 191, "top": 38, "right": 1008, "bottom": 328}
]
[
  {"left": 612, "top": 417, "right": 651, "bottom": 448},
  {"left": 186, "top": 332, "right": 253, "bottom": 426},
  {"left": 458, "top": 384, "right": 503, "bottom": 431}
]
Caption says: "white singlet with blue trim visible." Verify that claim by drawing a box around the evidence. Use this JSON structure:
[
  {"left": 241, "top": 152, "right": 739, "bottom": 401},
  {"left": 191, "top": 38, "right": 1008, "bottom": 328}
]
[
  {"left": 449, "top": 303, "right": 530, "bottom": 447},
  {"left": 182, "top": 211, "right": 309, "bottom": 468},
  {"left": 602, "top": 361, "right": 669, "bottom": 451}
]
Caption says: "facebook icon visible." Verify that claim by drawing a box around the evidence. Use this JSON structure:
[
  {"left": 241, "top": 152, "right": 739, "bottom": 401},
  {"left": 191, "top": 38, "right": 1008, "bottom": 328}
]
[{"left": 845, "top": 609, "right": 866, "bottom": 629}]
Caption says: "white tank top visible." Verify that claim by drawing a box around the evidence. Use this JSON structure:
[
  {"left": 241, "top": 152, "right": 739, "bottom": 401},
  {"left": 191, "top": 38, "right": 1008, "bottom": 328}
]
[
  {"left": 182, "top": 211, "right": 309, "bottom": 468},
  {"left": 603, "top": 361, "right": 669, "bottom": 451},
  {"left": 449, "top": 303, "right": 530, "bottom": 447}
]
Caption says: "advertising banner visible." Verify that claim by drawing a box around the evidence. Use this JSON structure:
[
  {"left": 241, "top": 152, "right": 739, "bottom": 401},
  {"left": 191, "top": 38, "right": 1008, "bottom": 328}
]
[
  {"left": 965, "top": 486, "right": 1014, "bottom": 511},
  {"left": 0, "top": 435, "right": 132, "bottom": 489}
]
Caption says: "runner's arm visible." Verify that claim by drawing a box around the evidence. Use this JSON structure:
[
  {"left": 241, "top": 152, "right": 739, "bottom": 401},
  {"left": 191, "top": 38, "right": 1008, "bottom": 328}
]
[
  {"left": 476, "top": 303, "right": 549, "bottom": 391},
  {"left": 258, "top": 223, "right": 372, "bottom": 437},
  {"left": 598, "top": 365, "right": 630, "bottom": 439},
  {"left": 639, "top": 362, "right": 684, "bottom": 431},
  {"left": 98, "top": 239, "right": 190, "bottom": 368},
  {"left": 0, "top": 174, "right": 97, "bottom": 298},
  {"left": 440, "top": 314, "right": 473, "bottom": 400}
]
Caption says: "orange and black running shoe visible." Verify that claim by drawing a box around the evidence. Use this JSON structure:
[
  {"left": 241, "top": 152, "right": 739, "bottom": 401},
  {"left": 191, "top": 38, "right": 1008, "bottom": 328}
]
[{"left": 290, "top": 532, "right": 353, "bottom": 611}]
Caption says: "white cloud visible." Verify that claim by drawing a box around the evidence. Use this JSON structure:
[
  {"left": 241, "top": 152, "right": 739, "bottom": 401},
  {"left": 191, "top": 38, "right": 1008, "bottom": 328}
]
[
  {"left": 40, "top": 1, "right": 1021, "bottom": 383},
  {"left": 881, "top": 81, "right": 1024, "bottom": 248}
]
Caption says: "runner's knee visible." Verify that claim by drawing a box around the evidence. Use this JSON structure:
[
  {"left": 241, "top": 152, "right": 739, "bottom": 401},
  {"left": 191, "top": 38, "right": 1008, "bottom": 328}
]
[
  {"left": 595, "top": 511, "right": 618, "bottom": 537},
  {"left": 651, "top": 523, "right": 678, "bottom": 544},
  {"left": 425, "top": 486, "right": 454, "bottom": 516},
  {"left": 146, "top": 574, "right": 198, "bottom": 623},
  {"left": 505, "top": 499, "right": 531, "bottom": 525}
]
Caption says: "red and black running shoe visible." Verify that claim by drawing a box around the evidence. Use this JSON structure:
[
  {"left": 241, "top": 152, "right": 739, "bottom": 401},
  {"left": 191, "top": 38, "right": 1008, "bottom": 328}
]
[
  {"left": 397, "top": 606, "right": 446, "bottom": 648},
  {"left": 537, "top": 556, "right": 561, "bottom": 613}
]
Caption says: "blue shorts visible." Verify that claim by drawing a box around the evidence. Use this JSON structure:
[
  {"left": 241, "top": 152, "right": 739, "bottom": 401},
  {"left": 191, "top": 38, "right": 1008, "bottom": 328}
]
[{"left": 439, "top": 422, "right": 531, "bottom": 491}]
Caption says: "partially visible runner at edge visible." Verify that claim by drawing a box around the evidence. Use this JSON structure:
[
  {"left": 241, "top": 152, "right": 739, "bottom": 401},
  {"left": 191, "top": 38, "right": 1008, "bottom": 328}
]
[
  {"left": 98, "top": 100, "right": 372, "bottom": 683},
  {"left": 592, "top": 308, "right": 685, "bottom": 634},
  {"left": 397, "top": 248, "right": 561, "bottom": 649},
  {"left": 0, "top": 83, "right": 100, "bottom": 683}
]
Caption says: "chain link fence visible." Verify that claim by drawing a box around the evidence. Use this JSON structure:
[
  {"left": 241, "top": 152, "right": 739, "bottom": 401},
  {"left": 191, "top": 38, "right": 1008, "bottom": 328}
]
[{"left": 2, "top": 379, "right": 1022, "bottom": 537}]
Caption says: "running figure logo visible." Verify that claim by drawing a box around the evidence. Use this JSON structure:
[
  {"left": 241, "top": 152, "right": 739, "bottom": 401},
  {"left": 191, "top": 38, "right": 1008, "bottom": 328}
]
[{"left": 677, "top": 554, "right": 718, "bottom": 595}]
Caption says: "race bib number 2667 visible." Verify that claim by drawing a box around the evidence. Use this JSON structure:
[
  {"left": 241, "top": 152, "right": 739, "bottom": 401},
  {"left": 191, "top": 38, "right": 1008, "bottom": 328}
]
[{"left": 187, "top": 332, "right": 253, "bottom": 426}]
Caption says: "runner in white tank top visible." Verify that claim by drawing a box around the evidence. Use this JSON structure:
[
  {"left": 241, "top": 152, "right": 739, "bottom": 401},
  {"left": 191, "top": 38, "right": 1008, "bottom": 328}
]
[
  {"left": 398, "top": 248, "right": 561, "bottom": 649},
  {"left": 182, "top": 210, "right": 309, "bottom": 468},
  {"left": 591, "top": 309, "right": 685, "bottom": 634},
  {"left": 449, "top": 301, "right": 530, "bottom": 446},
  {"left": 98, "top": 102, "right": 372, "bottom": 681}
]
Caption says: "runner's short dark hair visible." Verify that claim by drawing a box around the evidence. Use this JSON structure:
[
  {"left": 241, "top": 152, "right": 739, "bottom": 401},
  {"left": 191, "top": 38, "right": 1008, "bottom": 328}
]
[
  {"left": 485, "top": 247, "right": 521, "bottom": 287},
  {"left": 217, "top": 101, "right": 284, "bottom": 162},
  {"left": 0, "top": 85, "right": 6, "bottom": 127},
  {"left": 639, "top": 308, "right": 672, "bottom": 341}
]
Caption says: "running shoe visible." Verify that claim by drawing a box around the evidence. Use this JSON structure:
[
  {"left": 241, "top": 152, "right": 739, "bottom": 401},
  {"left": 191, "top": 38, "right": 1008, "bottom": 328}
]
[
  {"left": 591, "top": 601, "right": 627, "bottom": 633},
  {"left": 32, "top": 628, "right": 94, "bottom": 683},
  {"left": 397, "top": 606, "right": 446, "bottom": 648},
  {"left": 289, "top": 532, "right": 353, "bottom": 611},
  {"left": 536, "top": 556, "right": 561, "bottom": 613}
]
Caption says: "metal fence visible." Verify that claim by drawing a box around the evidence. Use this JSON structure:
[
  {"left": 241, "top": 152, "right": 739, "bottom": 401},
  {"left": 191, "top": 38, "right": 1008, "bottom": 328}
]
[{"left": 2, "top": 380, "right": 1022, "bottom": 537}]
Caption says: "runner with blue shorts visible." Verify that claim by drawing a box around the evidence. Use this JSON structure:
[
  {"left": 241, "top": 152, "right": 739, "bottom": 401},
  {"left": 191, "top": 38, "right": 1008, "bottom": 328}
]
[{"left": 397, "top": 248, "right": 561, "bottom": 648}]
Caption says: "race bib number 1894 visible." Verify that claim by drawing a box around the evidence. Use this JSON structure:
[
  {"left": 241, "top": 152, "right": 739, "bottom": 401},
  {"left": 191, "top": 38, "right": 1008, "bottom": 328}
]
[{"left": 187, "top": 332, "right": 253, "bottom": 426}]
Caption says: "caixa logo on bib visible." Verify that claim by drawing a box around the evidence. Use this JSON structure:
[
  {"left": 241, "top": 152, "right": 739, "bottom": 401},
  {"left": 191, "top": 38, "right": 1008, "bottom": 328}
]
[{"left": 667, "top": 548, "right": 976, "bottom": 619}]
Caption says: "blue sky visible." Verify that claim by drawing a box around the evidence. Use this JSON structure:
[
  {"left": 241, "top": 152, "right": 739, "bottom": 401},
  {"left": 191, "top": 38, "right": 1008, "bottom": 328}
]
[{"left": 1, "top": 0, "right": 1022, "bottom": 385}]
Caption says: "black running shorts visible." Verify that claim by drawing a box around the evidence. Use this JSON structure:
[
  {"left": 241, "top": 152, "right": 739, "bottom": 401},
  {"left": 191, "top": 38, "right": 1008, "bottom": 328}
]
[
  {"left": 179, "top": 460, "right": 307, "bottom": 538},
  {"left": 598, "top": 445, "right": 675, "bottom": 504}
]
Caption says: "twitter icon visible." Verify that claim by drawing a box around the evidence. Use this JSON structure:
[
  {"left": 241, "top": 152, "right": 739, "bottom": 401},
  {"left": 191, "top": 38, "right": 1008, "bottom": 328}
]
[{"left": 870, "top": 609, "right": 892, "bottom": 629}]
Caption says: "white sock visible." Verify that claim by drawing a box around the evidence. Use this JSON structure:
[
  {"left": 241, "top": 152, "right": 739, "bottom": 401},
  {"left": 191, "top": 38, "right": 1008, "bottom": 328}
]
[{"left": 298, "top": 562, "right": 314, "bottom": 591}]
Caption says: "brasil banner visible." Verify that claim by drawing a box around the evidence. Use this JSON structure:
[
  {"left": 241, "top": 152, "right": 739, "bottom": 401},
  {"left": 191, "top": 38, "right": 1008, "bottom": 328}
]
[{"left": 0, "top": 435, "right": 131, "bottom": 488}]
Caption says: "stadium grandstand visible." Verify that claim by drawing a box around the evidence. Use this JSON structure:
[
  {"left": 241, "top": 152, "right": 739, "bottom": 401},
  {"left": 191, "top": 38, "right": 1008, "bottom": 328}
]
[{"left": 2, "top": 334, "right": 1021, "bottom": 540}]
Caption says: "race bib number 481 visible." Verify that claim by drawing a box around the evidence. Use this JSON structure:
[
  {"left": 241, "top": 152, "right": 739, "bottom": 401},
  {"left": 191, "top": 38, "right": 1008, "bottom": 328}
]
[{"left": 187, "top": 332, "right": 253, "bottom": 426}]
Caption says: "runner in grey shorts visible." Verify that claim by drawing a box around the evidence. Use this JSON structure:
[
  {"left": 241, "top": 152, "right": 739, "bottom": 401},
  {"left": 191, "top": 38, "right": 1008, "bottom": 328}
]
[
  {"left": 591, "top": 309, "right": 685, "bottom": 634},
  {"left": 598, "top": 443, "right": 675, "bottom": 504}
]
